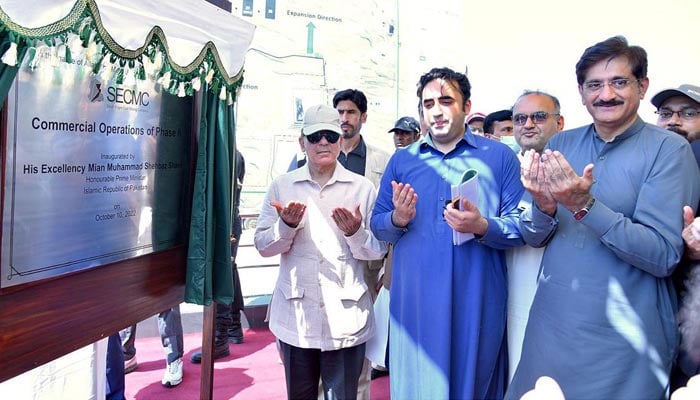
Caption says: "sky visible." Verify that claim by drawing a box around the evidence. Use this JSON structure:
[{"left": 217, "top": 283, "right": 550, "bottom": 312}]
[{"left": 395, "top": 0, "right": 700, "bottom": 129}]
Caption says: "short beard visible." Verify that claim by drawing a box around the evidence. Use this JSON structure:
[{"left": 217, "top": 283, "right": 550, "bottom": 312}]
[
  {"left": 667, "top": 126, "right": 690, "bottom": 141},
  {"left": 343, "top": 130, "right": 358, "bottom": 139}
]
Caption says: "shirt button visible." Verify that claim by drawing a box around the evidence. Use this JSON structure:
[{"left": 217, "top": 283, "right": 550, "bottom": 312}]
[{"left": 599, "top": 156, "right": 605, "bottom": 160}]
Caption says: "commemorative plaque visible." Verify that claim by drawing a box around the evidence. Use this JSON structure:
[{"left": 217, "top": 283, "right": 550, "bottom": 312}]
[{"left": 1, "top": 57, "right": 193, "bottom": 288}]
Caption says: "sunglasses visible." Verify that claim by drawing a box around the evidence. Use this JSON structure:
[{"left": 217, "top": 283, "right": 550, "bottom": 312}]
[
  {"left": 306, "top": 131, "right": 340, "bottom": 144},
  {"left": 512, "top": 111, "right": 559, "bottom": 126}
]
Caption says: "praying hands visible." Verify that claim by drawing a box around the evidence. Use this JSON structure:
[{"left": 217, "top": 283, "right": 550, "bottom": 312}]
[{"left": 521, "top": 149, "right": 595, "bottom": 215}]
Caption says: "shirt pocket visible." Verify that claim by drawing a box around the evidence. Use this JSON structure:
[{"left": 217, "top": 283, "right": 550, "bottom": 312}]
[
  {"left": 279, "top": 283, "right": 305, "bottom": 300},
  {"left": 275, "top": 282, "right": 308, "bottom": 331},
  {"left": 326, "top": 283, "right": 370, "bottom": 338}
]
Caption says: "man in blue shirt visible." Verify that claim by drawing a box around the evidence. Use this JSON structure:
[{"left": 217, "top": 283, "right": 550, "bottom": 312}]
[{"left": 370, "top": 67, "right": 524, "bottom": 399}]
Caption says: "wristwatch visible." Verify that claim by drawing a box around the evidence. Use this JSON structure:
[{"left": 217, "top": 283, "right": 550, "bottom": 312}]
[{"left": 573, "top": 197, "right": 596, "bottom": 221}]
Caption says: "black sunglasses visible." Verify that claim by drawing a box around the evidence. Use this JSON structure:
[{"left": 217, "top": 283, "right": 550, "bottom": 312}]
[{"left": 306, "top": 131, "right": 340, "bottom": 144}]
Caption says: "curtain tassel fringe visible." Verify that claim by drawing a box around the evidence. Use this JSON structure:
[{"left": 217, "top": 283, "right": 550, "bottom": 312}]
[{"left": 1, "top": 42, "right": 18, "bottom": 66}]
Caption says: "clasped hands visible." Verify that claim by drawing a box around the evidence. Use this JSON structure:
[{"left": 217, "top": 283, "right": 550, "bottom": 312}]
[
  {"left": 270, "top": 201, "right": 363, "bottom": 236},
  {"left": 390, "top": 181, "right": 488, "bottom": 235},
  {"left": 682, "top": 205, "right": 700, "bottom": 260},
  {"left": 521, "top": 149, "right": 595, "bottom": 216}
]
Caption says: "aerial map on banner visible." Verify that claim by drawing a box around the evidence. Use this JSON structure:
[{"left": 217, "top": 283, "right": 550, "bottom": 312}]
[
  {"left": 1, "top": 53, "right": 193, "bottom": 288},
  {"left": 235, "top": 0, "right": 399, "bottom": 216}
]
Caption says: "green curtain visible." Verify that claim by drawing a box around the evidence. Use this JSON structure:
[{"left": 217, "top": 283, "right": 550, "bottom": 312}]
[
  {"left": 185, "top": 83, "right": 235, "bottom": 305},
  {"left": 0, "top": 63, "right": 17, "bottom": 105}
]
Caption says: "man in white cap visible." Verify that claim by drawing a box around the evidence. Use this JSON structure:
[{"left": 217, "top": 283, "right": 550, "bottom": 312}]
[
  {"left": 255, "top": 104, "right": 387, "bottom": 399},
  {"left": 651, "top": 84, "right": 700, "bottom": 142}
]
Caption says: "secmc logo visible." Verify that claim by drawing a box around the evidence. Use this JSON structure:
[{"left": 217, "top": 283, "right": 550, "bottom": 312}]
[{"left": 88, "top": 78, "right": 104, "bottom": 102}]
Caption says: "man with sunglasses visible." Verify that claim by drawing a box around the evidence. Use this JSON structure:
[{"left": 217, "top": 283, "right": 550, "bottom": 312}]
[
  {"left": 652, "top": 84, "right": 700, "bottom": 142},
  {"left": 511, "top": 91, "right": 565, "bottom": 158},
  {"left": 506, "top": 90, "right": 564, "bottom": 383},
  {"left": 255, "top": 104, "right": 387, "bottom": 400},
  {"left": 506, "top": 36, "right": 700, "bottom": 400},
  {"left": 291, "top": 90, "right": 390, "bottom": 191},
  {"left": 287, "top": 90, "right": 390, "bottom": 400}
]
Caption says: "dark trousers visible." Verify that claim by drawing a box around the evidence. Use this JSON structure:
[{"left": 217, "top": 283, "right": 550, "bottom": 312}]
[
  {"left": 279, "top": 340, "right": 365, "bottom": 400},
  {"left": 213, "top": 231, "right": 245, "bottom": 347},
  {"left": 106, "top": 334, "right": 126, "bottom": 400},
  {"left": 214, "top": 294, "right": 243, "bottom": 347},
  {"left": 215, "top": 223, "right": 245, "bottom": 347}
]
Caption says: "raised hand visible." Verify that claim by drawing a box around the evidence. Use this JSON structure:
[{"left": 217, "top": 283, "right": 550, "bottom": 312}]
[
  {"left": 541, "top": 150, "right": 594, "bottom": 213},
  {"left": 521, "top": 149, "right": 557, "bottom": 215},
  {"left": 331, "top": 205, "right": 363, "bottom": 236},
  {"left": 270, "top": 200, "right": 306, "bottom": 228},
  {"left": 391, "top": 181, "right": 418, "bottom": 228}
]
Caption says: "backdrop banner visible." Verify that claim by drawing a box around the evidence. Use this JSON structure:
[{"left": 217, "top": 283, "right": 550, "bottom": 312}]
[{"left": 1, "top": 48, "right": 193, "bottom": 288}]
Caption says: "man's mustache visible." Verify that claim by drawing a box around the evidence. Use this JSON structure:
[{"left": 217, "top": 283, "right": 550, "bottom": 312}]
[
  {"left": 593, "top": 100, "right": 624, "bottom": 107},
  {"left": 667, "top": 126, "right": 688, "bottom": 137}
]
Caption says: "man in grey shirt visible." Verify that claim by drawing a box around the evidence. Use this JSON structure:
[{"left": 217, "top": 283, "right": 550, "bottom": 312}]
[{"left": 507, "top": 36, "right": 700, "bottom": 400}]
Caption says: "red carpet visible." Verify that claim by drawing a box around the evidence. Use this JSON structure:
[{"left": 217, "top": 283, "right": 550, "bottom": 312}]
[{"left": 125, "top": 328, "right": 390, "bottom": 399}]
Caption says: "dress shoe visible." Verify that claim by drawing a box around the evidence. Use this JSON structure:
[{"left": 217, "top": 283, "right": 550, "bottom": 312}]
[
  {"left": 189, "top": 345, "right": 230, "bottom": 364},
  {"left": 229, "top": 311, "right": 244, "bottom": 344},
  {"left": 228, "top": 327, "right": 244, "bottom": 344},
  {"left": 371, "top": 367, "right": 389, "bottom": 380},
  {"left": 124, "top": 356, "right": 138, "bottom": 374}
]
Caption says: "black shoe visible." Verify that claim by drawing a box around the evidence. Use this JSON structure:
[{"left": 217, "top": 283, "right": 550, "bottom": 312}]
[
  {"left": 189, "top": 345, "right": 230, "bottom": 364},
  {"left": 371, "top": 368, "right": 389, "bottom": 380},
  {"left": 228, "top": 328, "right": 244, "bottom": 344}
]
